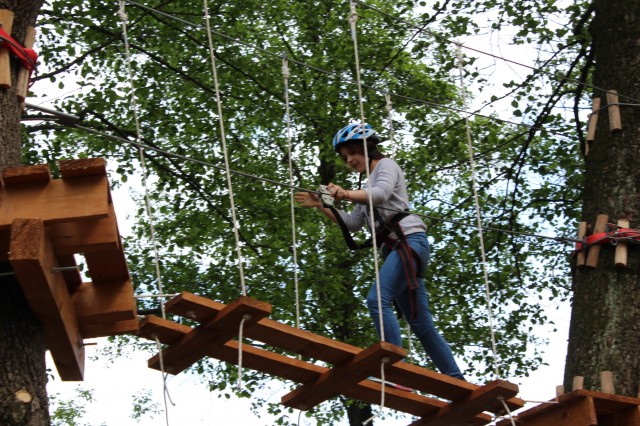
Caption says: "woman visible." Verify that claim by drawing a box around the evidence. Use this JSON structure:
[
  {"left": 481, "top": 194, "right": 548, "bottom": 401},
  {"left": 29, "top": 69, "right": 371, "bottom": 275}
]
[{"left": 295, "top": 123, "right": 464, "bottom": 380}]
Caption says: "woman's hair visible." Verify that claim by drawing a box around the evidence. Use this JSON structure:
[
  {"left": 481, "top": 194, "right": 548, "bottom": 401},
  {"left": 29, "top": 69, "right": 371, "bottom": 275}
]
[{"left": 338, "top": 139, "right": 385, "bottom": 161}]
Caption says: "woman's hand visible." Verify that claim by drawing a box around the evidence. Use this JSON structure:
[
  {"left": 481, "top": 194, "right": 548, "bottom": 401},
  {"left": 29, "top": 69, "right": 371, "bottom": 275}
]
[
  {"left": 327, "top": 183, "right": 349, "bottom": 201},
  {"left": 294, "top": 191, "right": 322, "bottom": 208}
]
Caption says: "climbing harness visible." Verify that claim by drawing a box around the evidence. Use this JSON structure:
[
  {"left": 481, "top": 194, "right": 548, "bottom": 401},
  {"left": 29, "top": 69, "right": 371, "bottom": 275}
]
[{"left": 320, "top": 186, "right": 422, "bottom": 320}]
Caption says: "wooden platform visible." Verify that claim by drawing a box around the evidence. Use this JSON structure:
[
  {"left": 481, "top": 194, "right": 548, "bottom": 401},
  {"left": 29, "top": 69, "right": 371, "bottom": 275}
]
[
  {"left": 138, "top": 292, "right": 525, "bottom": 425},
  {"left": 1, "top": 159, "right": 138, "bottom": 380},
  {"left": 496, "top": 389, "right": 640, "bottom": 426}
]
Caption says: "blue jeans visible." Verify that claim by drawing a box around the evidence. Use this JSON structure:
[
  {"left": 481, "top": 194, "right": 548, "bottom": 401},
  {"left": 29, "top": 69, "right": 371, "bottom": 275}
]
[{"left": 366, "top": 232, "right": 464, "bottom": 380}]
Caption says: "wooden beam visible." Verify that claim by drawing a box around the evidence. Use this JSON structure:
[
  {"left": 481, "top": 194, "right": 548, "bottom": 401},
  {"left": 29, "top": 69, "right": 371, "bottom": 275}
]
[
  {"left": 0, "top": 175, "right": 111, "bottom": 229},
  {"left": 72, "top": 280, "right": 137, "bottom": 328},
  {"left": 586, "top": 98, "right": 601, "bottom": 145},
  {"left": 148, "top": 296, "right": 272, "bottom": 374},
  {"left": 281, "top": 341, "right": 406, "bottom": 410},
  {"left": 8, "top": 218, "right": 84, "bottom": 381},
  {"left": 84, "top": 248, "right": 129, "bottom": 283},
  {"left": 606, "top": 90, "right": 622, "bottom": 132},
  {"left": 59, "top": 158, "right": 107, "bottom": 179},
  {"left": 0, "top": 9, "right": 14, "bottom": 89},
  {"left": 411, "top": 379, "right": 519, "bottom": 426},
  {"left": 586, "top": 214, "right": 609, "bottom": 268},
  {"left": 16, "top": 25, "right": 35, "bottom": 102},
  {"left": 48, "top": 215, "right": 121, "bottom": 256},
  {"left": 2, "top": 163, "right": 51, "bottom": 185},
  {"left": 615, "top": 220, "right": 630, "bottom": 268},
  {"left": 576, "top": 222, "right": 587, "bottom": 267},
  {"left": 165, "top": 292, "right": 362, "bottom": 364}
]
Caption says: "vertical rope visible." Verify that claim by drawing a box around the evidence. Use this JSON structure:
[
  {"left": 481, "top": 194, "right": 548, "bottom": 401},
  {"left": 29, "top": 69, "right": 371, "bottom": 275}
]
[
  {"left": 202, "top": 0, "right": 247, "bottom": 296},
  {"left": 362, "top": 359, "right": 389, "bottom": 425},
  {"left": 282, "top": 54, "right": 301, "bottom": 330},
  {"left": 237, "top": 314, "right": 251, "bottom": 391},
  {"left": 384, "top": 91, "right": 396, "bottom": 159},
  {"left": 348, "top": 0, "right": 384, "bottom": 342},
  {"left": 498, "top": 396, "right": 517, "bottom": 426},
  {"left": 153, "top": 335, "right": 175, "bottom": 426},
  {"left": 117, "top": 0, "right": 166, "bottom": 320},
  {"left": 455, "top": 43, "right": 500, "bottom": 377}
]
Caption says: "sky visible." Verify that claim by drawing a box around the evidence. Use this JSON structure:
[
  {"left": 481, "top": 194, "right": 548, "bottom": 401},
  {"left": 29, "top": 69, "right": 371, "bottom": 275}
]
[{"left": 32, "top": 3, "right": 579, "bottom": 425}]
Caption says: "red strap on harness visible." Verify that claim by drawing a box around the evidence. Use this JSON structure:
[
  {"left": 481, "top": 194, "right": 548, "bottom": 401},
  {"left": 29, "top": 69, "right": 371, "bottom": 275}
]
[{"left": 0, "top": 28, "right": 37, "bottom": 70}]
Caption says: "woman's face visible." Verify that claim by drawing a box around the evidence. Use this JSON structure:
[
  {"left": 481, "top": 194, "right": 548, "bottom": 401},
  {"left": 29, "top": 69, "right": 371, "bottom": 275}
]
[{"left": 338, "top": 144, "right": 367, "bottom": 173}]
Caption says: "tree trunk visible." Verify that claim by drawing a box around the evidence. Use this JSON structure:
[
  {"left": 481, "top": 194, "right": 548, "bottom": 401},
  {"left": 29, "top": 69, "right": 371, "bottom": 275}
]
[
  {"left": 565, "top": 0, "right": 640, "bottom": 397},
  {"left": 0, "top": 1, "right": 48, "bottom": 425}
]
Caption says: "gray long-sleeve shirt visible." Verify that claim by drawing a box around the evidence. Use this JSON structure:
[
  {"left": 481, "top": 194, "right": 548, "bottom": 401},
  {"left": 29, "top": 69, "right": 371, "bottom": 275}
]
[{"left": 337, "top": 157, "right": 427, "bottom": 237}]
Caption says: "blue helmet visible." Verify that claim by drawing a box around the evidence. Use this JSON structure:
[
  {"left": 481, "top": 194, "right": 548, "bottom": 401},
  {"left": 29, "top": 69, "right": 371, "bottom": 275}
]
[{"left": 332, "top": 123, "right": 379, "bottom": 151}]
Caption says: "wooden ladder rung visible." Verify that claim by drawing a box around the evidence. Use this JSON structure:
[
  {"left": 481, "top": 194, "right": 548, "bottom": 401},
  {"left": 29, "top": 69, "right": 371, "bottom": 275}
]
[
  {"left": 281, "top": 341, "right": 406, "bottom": 410},
  {"left": 412, "top": 379, "right": 519, "bottom": 426},
  {"left": 147, "top": 296, "right": 272, "bottom": 374}
]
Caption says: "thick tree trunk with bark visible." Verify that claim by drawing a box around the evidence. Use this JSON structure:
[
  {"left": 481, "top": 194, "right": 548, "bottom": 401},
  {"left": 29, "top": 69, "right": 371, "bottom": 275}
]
[
  {"left": 0, "top": 1, "right": 48, "bottom": 425},
  {"left": 565, "top": 0, "right": 640, "bottom": 397}
]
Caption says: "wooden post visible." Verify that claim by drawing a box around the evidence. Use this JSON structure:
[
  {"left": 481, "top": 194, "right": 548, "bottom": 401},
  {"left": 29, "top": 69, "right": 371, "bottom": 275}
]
[
  {"left": 586, "top": 214, "right": 609, "bottom": 268},
  {"left": 572, "top": 376, "right": 584, "bottom": 391},
  {"left": 555, "top": 385, "right": 565, "bottom": 400},
  {"left": 585, "top": 98, "right": 601, "bottom": 156},
  {"left": 0, "top": 9, "right": 15, "bottom": 89},
  {"left": 601, "top": 371, "right": 615, "bottom": 394},
  {"left": 576, "top": 221, "right": 587, "bottom": 267},
  {"left": 606, "top": 90, "right": 622, "bottom": 132},
  {"left": 16, "top": 26, "right": 35, "bottom": 102},
  {"left": 615, "top": 219, "right": 630, "bottom": 268}
]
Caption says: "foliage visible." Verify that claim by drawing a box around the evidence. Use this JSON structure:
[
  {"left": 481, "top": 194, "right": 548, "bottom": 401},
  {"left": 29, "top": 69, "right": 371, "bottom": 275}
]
[
  {"left": 26, "top": 0, "right": 597, "bottom": 423},
  {"left": 49, "top": 387, "right": 98, "bottom": 426}
]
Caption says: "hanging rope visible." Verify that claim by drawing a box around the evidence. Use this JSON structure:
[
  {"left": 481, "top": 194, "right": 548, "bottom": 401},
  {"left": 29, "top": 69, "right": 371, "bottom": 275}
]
[
  {"left": 237, "top": 314, "right": 251, "bottom": 391},
  {"left": 348, "top": 0, "right": 384, "bottom": 341},
  {"left": 202, "top": 0, "right": 247, "bottom": 297},
  {"left": 348, "top": 2, "right": 390, "bottom": 418},
  {"left": 362, "top": 357, "right": 390, "bottom": 425},
  {"left": 384, "top": 90, "right": 396, "bottom": 159},
  {"left": 282, "top": 54, "right": 302, "bottom": 331},
  {"left": 117, "top": 0, "right": 166, "bottom": 320},
  {"left": 153, "top": 334, "right": 175, "bottom": 426}
]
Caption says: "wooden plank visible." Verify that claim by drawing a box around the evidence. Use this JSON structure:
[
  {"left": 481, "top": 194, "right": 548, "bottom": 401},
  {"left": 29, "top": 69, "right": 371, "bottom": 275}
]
[
  {"left": 72, "top": 280, "right": 136, "bottom": 325},
  {"left": 509, "top": 395, "right": 597, "bottom": 426},
  {"left": 0, "top": 9, "right": 14, "bottom": 89},
  {"left": 614, "top": 220, "right": 630, "bottom": 268},
  {"left": 84, "top": 247, "right": 129, "bottom": 283},
  {"left": 606, "top": 90, "right": 622, "bottom": 132},
  {"left": 281, "top": 341, "right": 406, "bottom": 410},
  {"left": 412, "top": 379, "right": 519, "bottom": 426},
  {"left": 16, "top": 25, "right": 35, "bottom": 102},
  {"left": 2, "top": 164, "right": 51, "bottom": 185},
  {"left": 0, "top": 175, "right": 111, "bottom": 228},
  {"left": 586, "top": 98, "right": 601, "bottom": 145},
  {"left": 59, "top": 158, "right": 107, "bottom": 179},
  {"left": 8, "top": 218, "right": 84, "bottom": 380},
  {"left": 577, "top": 222, "right": 587, "bottom": 267},
  {"left": 138, "top": 315, "right": 491, "bottom": 422},
  {"left": 48, "top": 215, "right": 121, "bottom": 256},
  {"left": 586, "top": 214, "right": 609, "bottom": 268},
  {"left": 166, "top": 292, "right": 361, "bottom": 364},
  {"left": 148, "top": 296, "right": 272, "bottom": 374}
]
